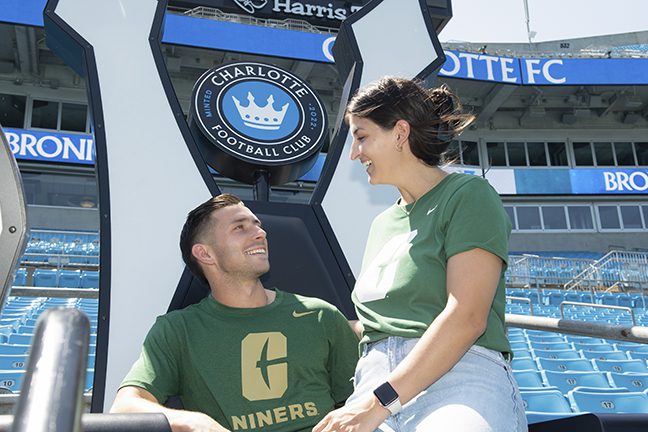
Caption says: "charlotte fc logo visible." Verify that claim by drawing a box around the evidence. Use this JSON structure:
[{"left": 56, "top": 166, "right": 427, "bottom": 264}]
[
  {"left": 232, "top": 93, "right": 288, "bottom": 130},
  {"left": 190, "top": 62, "right": 327, "bottom": 176}
]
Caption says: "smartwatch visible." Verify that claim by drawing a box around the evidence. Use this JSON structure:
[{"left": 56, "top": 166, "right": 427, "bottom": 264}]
[{"left": 373, "top": 382, "right": 402, "bottom": 415}]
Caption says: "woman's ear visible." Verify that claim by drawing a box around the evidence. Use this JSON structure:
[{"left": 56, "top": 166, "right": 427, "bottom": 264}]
[{"left": 394, "top": 119, "right": 411, "bottom": 143}]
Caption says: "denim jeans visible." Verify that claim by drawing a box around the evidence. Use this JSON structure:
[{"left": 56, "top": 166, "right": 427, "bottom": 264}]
[{"left": 347, "top": 337, "right": 528, "bottom": 431}]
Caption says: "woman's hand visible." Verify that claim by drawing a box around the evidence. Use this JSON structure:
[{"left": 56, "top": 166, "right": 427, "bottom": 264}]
[{"left": 312, "top": 395, "right": 390, "bottom": 432}]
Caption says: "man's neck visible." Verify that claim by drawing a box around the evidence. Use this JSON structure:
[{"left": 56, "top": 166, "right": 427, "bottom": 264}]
[{"left": 208, "top": 278, "right": 273, "bottom": 308}]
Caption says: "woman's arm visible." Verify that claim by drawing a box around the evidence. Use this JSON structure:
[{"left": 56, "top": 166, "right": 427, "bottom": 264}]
[{"left": 313, "top": 247, "right": 503, "bottom": 432}]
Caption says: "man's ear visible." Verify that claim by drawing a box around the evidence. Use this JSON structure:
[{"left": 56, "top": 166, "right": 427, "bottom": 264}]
[{"left": 192, "top": 243, "right": 214, "bottom": 266}]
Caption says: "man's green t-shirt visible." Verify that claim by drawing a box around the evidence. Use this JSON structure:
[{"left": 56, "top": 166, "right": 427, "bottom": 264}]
[
  {"left": 120, "top": 289, "right": 359, "bottom": 432},
  {"left": 352, "top": 173, "right": 512, "bottom": 354}
]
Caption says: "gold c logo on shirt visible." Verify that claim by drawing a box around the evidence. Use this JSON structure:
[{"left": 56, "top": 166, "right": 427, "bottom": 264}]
[{"left": 241, "top": 332, "right": 288, "bottom": 401}]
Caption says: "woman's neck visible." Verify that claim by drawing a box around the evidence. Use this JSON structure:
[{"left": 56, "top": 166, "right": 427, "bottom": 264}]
[{"left": 397, "top": 165, "right": 447, "bottom": 205}]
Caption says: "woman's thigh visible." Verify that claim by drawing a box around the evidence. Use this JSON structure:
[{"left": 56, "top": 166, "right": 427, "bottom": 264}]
[{"left": 350, "top": 339, "right": 527, "bottom": 432}]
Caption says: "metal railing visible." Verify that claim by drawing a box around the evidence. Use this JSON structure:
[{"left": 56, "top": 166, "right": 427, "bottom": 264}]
[
  {"left": 506, "top": 296, "right": 534, "bottom": 316},
  {"left": 507, "top": 254, "right": 595, "bottom": 288},
  {"left": 506, "top": 313, "right": 648, "bottom": 344},
  {"left": 175, "top": 6, "right": 338, "bottom": 35},
  {"left": 11, "top": 308, "right": 89, "bottom": 432},
  {"left": 559, "top": 301, "right": 636, "bottom": 326},
  {"left": 564, "top": 250, "right": 648, "bottom": 292}
]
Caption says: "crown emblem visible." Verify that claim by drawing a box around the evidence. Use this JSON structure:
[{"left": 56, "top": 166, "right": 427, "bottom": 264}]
[{"left": 232, "top": 92, "right": 289, "bottom": 130}]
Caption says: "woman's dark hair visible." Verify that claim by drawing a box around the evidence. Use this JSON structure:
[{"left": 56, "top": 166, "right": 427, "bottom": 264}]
[
  {"left": 179, "top": 193, "right": 243, "bottom": 285},
  {"left": 346, "top": 77, "right": 475, "bottom": 166}
]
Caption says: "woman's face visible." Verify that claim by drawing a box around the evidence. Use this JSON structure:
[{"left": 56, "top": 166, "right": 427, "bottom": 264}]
[{"left": 348, "top": 115, "right": 400, "bottom": 185}]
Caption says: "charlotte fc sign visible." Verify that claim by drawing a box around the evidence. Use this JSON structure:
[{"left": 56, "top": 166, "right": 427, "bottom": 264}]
[{"left": 190, "top": 62, "right": 328, "bottom": 185}]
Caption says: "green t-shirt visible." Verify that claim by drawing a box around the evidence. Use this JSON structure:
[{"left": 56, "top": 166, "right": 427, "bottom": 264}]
[
  {"left": 120, "top": 289, "right": 358, "bottom": 432},
  {"left": 352, "top": 173, "right": 512, "bottom": 354}
]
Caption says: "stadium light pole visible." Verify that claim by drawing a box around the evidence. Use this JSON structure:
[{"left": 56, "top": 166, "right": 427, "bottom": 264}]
[{"left": 523, "top": 0, "right": 536, "bottom": 44}]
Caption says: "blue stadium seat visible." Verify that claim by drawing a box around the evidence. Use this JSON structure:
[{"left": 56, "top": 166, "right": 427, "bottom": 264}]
[
  {"left": 628, "top": 352, "right": 648, "bottom": 362},
  {"left": 593, "top": 359, "right": 648, "bottom": 374},
  {"left": 580, "top": 350, "right": 628, "bottom": 361},
  {"left": 57, "top": 270, "right": 81, "bottom": 288},
  {"left": 0, "top": 371, "right": 24, "bottom": 392},
  {"left": 607, "top": 372, "right": 648, "bottom": 392},
  {"left": 532, "top": 348, "right": 581, "bottom": 360},
  {"left": 31, "top": 269, "right": 58, "bottom": 288},
  {"left": 80, "top": 271, "right": 99, "bottom": 289},
  {"left": 511, "top": 357, "right": 538, "bottom": 371},
  {"left": 542, "top": 370, "right": 610, "bottom": 394},
  {"left": 568, "top": 389, "right": 648, "bottom": 413},
  {"left": 513, "top": 370, "right": 544, "bottom": 388},
  {"left": 527, "top": 334, "right": 566, "bottom": 343},
  {"left": 537, "top": 358, "right": 595, "bottom": 372},
  {"left": 0, "top": 355, "right": 28, "bottom": 370},
  {"left": 573, "top": 342, "right": 614, "bottom": 352},
  {"left": 615, "top": 343, "right": 648, "bottom": 353},
  {"left": 529, "top": 341, "right": 573, "bottom": 351},
  {"left": 6, "top": 334, "right": 32, "bottom": 345},
  {"left": 0, "top": 344, "right": 30, "bottom": 356},
  {"left": 521, "top": 389, "right": 573, "bottom": 413},
  {"left": 12, "top": 269, "right": 27, "bottom": 287}
]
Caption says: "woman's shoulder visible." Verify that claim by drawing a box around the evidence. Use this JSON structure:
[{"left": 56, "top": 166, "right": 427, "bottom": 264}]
[{"left": 444, "top": 172, "right": 495, "bottom": 195}]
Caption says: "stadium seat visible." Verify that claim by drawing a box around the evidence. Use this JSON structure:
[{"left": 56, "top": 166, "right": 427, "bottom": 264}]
[
  {"left": 527, "top": 334, "right": 566, "bottom": 343},
  {"left": 12, "top": 269, "right": 27, "bottom": 287},
  {"left": 593, "top": 359, "right": 648, "bottom": 373},
  {"left": 80, "top": 271, "right": 99, "bottom": 289},
  {"left": 511, "top": 357, "right": 538, "bottom": 371},
  {"left": 31, "top": 269, "right": 58, "bottom": 288},
  {"left": 541, "top": 370, "right": 610, "bottom": 394},
  {"left": 521, "top": 389, "right": 573, "bottom": 413},
  {"left": 580, "top": 350, "right": 629, "bottom": 361},
  {"left": 526, "top": 412, "right": 579, "bottom": 424},
  {"left": 567, "top": 389, "right": 648, "bottom": 413},
  {"left": 573, "top": 342, "right": 614, "bottom": 352},
  {"left": 0, "top": 371, "right": 24, "bottom": 393},
  {"left": 529, "top": 341, "right": 573, "bottom": 351},
  {"left": 615, "top": 343, "right": 648, "bottom": 353},
  {"left": 0, "top": 355, "right": 28, "bottom": 370},
  {"left": 607, "top": 372, "right": 648, "bottom": 392},
  {"left": 628, "top": 351, "right": 648, "bottom": 362},
  {"left": 513, "top": 370, "right": 544, "bottom": 388},
  {"left": 537, "top": 358, "right": 595, "bottom": 372},
  {"left": 532, "top": 348, "right": 581, "bottom": 360},
  {"left": 57, "top": 270, "right": 81, "bottom": 288},
  {"left": 6, "top": 334, "right": 32, "bottom": 345},
  {"left": 0, "top": 344, "right": 30, "bottom": 356}
]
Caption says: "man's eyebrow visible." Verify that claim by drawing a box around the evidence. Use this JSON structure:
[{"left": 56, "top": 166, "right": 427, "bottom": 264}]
[{"left": 229, "top": 217, "right": 262, "bottom": 226}]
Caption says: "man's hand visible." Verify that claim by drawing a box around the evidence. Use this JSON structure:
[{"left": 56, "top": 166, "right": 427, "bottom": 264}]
[
  {"left": 312, "top": 395, "right": 389, "bottom": 432},
  {"left": 111, "top": 386, "right": 231, "bottom": 432},
  {"left": 168, "top": 410, "right": 230, "bottom": 432}
]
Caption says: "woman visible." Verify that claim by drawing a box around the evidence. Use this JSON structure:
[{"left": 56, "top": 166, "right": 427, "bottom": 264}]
[{"left": 313, "top": 77, "right": 526, "bottom": 432}]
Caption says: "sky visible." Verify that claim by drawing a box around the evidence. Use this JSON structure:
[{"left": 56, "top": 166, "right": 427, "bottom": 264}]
[{"left": 439, "top": 0, "right": 648, "bottom": 43}]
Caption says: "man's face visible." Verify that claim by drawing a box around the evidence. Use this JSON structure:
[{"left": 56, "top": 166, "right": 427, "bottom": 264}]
[{"left": 200, "top": 204, "right": 270, "bottom": 279}]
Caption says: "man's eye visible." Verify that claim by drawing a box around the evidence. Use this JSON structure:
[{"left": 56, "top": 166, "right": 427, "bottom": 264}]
[{"left": 234, "top": 225, "right": 243, "bottom": 231}]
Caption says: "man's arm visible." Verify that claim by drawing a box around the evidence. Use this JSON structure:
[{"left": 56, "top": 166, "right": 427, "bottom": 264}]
[{"left": 111, "top": 386, "right": 230, "bottom": 432}]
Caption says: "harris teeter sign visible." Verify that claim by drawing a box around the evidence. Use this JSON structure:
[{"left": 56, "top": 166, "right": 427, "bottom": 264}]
[{"left": 190, "top": 62, "right": 328, "bottom": 185}]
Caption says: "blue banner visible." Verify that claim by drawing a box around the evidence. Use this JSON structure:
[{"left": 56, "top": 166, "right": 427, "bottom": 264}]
[
  {"left": 508, "top": 168, "right": 648, "bottom": 195},
  {"left": 570, "top": 169, "right": 648, "bottom": 194},
  {"left": 6, "top": 128, "right": 95, "bottom": 165},
  {"left": 3, "top": 3, "right": 648, "bottom": 85}
]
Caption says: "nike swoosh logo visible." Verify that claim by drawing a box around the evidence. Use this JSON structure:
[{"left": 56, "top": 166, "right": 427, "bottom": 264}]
[
  {"left": 292, "top": 311, "right": 316, "bottom": 318},
  {"left": 427, "top": 205, "right": 438, "bottom": 215}
]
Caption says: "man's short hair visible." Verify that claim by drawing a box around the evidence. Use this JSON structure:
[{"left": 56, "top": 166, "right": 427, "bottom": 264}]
[{"left": 180, "top": 193, "right": 243, "bottom": 285}]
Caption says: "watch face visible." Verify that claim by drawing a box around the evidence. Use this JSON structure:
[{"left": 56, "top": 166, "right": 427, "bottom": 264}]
[{"left": 374, "top": 382, "right": 399, "bottom": 406}]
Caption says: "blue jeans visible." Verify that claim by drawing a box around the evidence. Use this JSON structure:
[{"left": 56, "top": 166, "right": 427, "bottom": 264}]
[{"left": 347, "top": 337, "right": 528, "bottom": 431}]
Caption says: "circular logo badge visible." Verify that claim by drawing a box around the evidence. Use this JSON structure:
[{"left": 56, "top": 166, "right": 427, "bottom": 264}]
[{"left": 192, "top": 62, "right": 327, "bottom": 165}]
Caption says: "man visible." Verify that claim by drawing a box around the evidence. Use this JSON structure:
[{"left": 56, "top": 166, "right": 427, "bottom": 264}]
[{"left": 111, "top": 194, "right": 358, "bottom": 432}]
